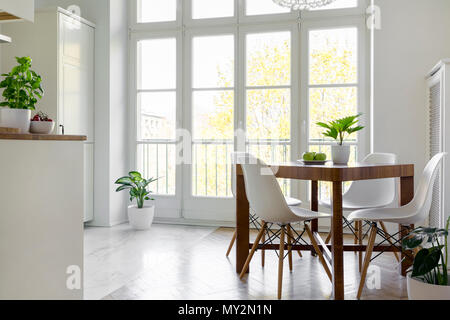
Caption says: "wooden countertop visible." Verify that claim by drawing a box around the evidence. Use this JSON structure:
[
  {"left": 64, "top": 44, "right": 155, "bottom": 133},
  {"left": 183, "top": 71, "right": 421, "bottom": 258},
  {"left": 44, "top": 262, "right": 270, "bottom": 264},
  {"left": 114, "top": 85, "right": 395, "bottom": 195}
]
[{"left": 0, "top": 133, "right": 87, "bottom": 141}]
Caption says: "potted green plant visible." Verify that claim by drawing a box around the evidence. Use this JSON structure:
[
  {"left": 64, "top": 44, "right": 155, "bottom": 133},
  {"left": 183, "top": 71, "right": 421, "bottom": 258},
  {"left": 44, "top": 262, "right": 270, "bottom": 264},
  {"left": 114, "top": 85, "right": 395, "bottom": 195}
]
[
  {"left": 316, "top": 114, "right": 364, "bottom": 164},
  {"left": 115, "top": 171, "right": 158, "bottom": 230},
  {"left": 0, "top": 57, "right": 44, "bottom": 133},
  {"left": 403, "top": 217, "right": 450, "bottom": 300}
]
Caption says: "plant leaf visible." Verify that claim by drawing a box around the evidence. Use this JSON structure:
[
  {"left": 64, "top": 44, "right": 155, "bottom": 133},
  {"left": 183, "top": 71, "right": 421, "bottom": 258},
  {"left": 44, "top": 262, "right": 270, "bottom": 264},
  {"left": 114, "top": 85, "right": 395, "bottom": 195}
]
[
  {"left": 115, "top": 177, "right": 134, "bottom": 185},
  {"left": 411, "top": 247, "right": 443, "bottom": 278}
]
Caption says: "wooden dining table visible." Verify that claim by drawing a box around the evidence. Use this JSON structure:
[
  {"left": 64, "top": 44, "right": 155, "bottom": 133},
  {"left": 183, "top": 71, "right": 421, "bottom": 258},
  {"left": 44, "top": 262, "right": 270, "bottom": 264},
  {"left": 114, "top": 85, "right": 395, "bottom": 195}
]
[{"left": 235, "top": 161, "right": 415, "bottom": 300}]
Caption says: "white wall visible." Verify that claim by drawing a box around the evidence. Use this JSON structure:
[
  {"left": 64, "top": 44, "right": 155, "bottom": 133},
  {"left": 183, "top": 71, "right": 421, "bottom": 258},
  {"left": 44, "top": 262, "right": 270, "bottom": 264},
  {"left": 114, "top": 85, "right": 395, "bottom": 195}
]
[
  {"left": 31, "top": 0, "right": 129, "bottom": 226},
  {"left": 108, "top": 0, "right": 129, "bottom": 225},
  {"left": 373, "top": 0, "right": 450, "bottom": 182}
]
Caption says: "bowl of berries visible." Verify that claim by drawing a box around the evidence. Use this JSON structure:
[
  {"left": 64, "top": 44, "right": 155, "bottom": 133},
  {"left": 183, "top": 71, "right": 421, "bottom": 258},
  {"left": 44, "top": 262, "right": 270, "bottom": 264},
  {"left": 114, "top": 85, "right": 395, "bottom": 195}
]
[{"left": 30, "top": 112, "right": 55, "bottom": 134}]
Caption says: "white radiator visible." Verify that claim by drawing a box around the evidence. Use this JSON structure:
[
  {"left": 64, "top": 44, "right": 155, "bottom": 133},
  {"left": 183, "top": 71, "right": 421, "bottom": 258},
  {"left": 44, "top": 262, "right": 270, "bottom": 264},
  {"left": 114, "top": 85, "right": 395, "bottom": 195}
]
[{"left": 427, "top": 59, "right": 450, "bottom": 228}]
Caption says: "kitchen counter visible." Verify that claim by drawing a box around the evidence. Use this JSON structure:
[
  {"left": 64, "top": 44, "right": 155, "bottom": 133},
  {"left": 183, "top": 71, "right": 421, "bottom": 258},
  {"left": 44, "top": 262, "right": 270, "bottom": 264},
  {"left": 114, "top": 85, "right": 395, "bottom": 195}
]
[{"left": 0, "top": 133, "right": 86, "bottom": 141}]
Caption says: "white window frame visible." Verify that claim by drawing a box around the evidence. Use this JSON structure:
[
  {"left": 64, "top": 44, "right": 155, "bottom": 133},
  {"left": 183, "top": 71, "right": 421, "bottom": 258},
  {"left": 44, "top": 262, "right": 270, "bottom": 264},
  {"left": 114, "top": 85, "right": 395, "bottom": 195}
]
[
  {"left": 129, "top": 30, "right": 184, "bottom": 219},
  {"left": 129, "top": 0, "right": 370, "bottom": 224},
  {"left": 182, "top": 26, "right": 238, "bottom": 221},
  {"left": 240, "top": 23, "right": 300, "bottom": 197}
]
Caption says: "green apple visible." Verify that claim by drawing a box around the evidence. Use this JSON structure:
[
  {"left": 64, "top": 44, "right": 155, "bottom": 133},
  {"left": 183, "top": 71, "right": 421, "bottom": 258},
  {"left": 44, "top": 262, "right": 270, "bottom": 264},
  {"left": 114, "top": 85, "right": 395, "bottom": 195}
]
[
  {"left": 314, "top": 153, "right": 327, "bottom": 161},
  {"left": 302, "top": 152, "right": 316, "bottom": 161}
]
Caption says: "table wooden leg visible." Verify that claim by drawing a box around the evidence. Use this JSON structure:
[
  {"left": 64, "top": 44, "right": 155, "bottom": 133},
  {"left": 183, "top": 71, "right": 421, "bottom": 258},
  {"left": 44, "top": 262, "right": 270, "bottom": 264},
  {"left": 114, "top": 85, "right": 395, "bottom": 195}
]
[
  {"left": 399, "top": 176, "right": 414, "bottom": 276},
  {"left": 311, "top": 181, "right": 319, "bottom": 256},
  {"left": 399, "top": 224, "right": 414, "bottom": 276},
  {"left": 236, "top": 166, "right": 250, "bottom": 274},
  {"left": 331, "top": 181, "right": 344, "bottom": 300}
]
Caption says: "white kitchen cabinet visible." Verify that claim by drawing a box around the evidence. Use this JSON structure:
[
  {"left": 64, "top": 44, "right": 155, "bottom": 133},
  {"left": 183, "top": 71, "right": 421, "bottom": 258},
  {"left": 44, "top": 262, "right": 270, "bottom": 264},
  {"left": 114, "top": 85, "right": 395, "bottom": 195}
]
[
  {"left": 2, "top": 7, "right": 95, "bottom": 222},
  {"left": 0, "top": 136, "right": 85, "bottom": 300}
]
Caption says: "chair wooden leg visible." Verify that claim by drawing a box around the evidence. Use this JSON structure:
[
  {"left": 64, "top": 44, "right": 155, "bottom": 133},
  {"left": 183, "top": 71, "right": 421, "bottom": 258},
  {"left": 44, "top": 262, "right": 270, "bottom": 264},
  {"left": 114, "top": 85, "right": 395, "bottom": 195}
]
[
  {"left": 287, "top": 225, "right": 293, "bottom": 272},
  {"left": 305, "top": 223, "right": 332, "bottom": 281},
  {"left": 325, "top": 232, "right": 332, "bottom": 245},
  {"left": 278, "top": 226, "right": 285, "bottom": 300},
  {"left": 379, "top": 222, "right": 400, "bottom": 262},
  {"left": 226, "top": 230, "right": 237, "bottom": 257},
  {"left": 239, "top": 222, "right": 267, "bottom": 279},
  {"left": 357, "top": 223, "right": 377, "bottom": 300},
  {"left": 261, "top": 229, "right": 266, "bottom": 267},
  {"left": 358, "top": 221, "right": 363, "bottom": 273},
  {"left": 353, "top": 222, "right": 358, "bottom": 255}
]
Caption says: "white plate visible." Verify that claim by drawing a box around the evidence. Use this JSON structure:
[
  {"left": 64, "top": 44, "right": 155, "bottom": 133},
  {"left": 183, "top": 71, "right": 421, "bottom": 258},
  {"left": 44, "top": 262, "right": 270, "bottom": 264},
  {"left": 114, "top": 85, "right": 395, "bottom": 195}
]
[{"left": 297, "top": 160, "right": 329, "bottom": 165}]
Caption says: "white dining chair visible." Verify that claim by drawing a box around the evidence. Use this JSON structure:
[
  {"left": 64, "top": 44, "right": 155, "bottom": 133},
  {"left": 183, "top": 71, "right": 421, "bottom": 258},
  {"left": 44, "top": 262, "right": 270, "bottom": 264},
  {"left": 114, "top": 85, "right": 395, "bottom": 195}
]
[
  {"left": 237, "top": 155, "right": 331, "bottom": 299},
  {"left": 226, "top": 152, "right": 302, "bottom": 259},
  {"left": 348, "top": 152, "right": 446, "bottom": 299},
  {"left": 320, "top": 153, "right": 399, "bottom": 265}
]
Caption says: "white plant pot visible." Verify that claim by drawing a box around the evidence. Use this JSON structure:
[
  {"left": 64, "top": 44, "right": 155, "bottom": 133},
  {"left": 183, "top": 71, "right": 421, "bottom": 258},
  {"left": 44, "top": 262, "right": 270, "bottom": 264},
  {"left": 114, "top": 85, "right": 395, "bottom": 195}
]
[
  {"left": 407, "top": 274, "right": 450, "bottom": 300},
  {"left": 128, "top": 203, "right": 155, "bottom": 230},
  {"left": 0, "top": 108, "right": 31, "bottom": 133},
  {"left": 331, "top": 145, "right": 351, "bottom": 164}
]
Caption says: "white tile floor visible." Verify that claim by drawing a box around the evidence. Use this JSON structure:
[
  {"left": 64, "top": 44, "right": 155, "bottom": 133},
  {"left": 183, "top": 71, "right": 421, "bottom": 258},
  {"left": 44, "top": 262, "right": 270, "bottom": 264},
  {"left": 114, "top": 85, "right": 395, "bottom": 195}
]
[
  {"left": 84, "top": 223, "right": 407, "bottom": 300},
  {"left": 84, "top": 224, "right": 216, "bottom": 300}
]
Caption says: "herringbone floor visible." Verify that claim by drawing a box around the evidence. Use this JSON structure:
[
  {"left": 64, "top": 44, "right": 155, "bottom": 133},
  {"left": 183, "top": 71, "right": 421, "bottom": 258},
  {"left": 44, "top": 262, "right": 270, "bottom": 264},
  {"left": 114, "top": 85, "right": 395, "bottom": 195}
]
[{"left": 98, "top": 225, "right": 407, "bottom": 300}]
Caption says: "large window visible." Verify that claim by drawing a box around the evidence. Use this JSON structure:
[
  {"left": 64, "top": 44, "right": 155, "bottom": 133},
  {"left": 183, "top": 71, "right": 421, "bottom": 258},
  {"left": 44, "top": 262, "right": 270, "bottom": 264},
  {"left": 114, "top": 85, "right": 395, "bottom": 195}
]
[
  {"left": 131, "top": 0, "right": 368, "bottom": 218},
  {"left": 246, "top": 31, "right": 292, "bottom": 194},
  {"left": 135, "top": 37, "right": 177, "bottom": 195},
  {"left": 191, "top": 34, "right": 235, "bottom": 197}
]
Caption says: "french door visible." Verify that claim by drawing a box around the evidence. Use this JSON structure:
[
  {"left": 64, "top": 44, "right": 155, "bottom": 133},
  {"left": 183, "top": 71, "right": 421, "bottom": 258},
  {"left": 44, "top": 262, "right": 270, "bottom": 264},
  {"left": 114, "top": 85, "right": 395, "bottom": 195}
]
[{"left": 181, "top": 25, "right": 298, "bottom": 221}]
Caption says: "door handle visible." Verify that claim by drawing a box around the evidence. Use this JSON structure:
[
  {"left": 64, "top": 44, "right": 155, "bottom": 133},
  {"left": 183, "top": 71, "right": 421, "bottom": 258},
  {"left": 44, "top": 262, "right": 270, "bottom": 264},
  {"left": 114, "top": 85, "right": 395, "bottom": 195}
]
[{"left": 59, "top": 124, "right": 65, "bottom": 135}]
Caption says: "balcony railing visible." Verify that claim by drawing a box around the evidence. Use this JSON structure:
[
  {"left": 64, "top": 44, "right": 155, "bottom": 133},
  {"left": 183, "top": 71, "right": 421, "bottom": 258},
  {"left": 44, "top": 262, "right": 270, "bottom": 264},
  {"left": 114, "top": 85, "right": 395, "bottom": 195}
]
[{"left": 137, "top": 139, "right": 292, "bottom": 197}]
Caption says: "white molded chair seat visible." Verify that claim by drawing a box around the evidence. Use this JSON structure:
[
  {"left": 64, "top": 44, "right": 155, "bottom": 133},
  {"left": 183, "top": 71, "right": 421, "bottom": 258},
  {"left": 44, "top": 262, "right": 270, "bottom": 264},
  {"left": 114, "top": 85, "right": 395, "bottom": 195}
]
[
  {"left": 279, "top": 206, "right": 330, "bottom": 224},
  {"left": 348, "top": 206, "right": 421, "bottom": 225},
  {"left": 320, "top": 153, "right": 398, "bottom": 210},
  {"left": 347, "top": 152, "right": 447, "bottom": 300},
  {"left": 349, "top": 153, "right": 446, "bottom": 226},
  {"left": 285, "top": 197, "right": 302, "bottom": 207}
]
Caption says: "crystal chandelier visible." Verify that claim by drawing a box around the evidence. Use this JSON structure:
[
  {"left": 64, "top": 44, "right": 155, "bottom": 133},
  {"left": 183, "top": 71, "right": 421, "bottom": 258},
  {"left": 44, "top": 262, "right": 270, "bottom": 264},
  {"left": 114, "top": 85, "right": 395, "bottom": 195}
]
[{"left": 272, "top": 0, "right": 337, "bottom": 10}]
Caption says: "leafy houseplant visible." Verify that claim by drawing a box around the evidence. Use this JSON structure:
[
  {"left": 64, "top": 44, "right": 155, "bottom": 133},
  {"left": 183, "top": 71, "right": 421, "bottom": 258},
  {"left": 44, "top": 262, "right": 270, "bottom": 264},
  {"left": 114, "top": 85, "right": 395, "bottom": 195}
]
[
  {"left": 316, "top": 114, "right": 365, "bottom": 164},
  {"left": 403, "top": 217, "right": 450, "bottom": 300},
  {"left": 115, "top": 171, "right": 158, "bottom": 208},
  {"left": 0, "top": 57, "right": 43, "bottom": 110},
  {"left": 0, "top": 57, "right": 44, "bottom": 133},
  {"left": 317, "top": 113, "right": 365, "bottom": 146},
  {"left": 115, "top": 171, "right": 158, "bottom": 230}
]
